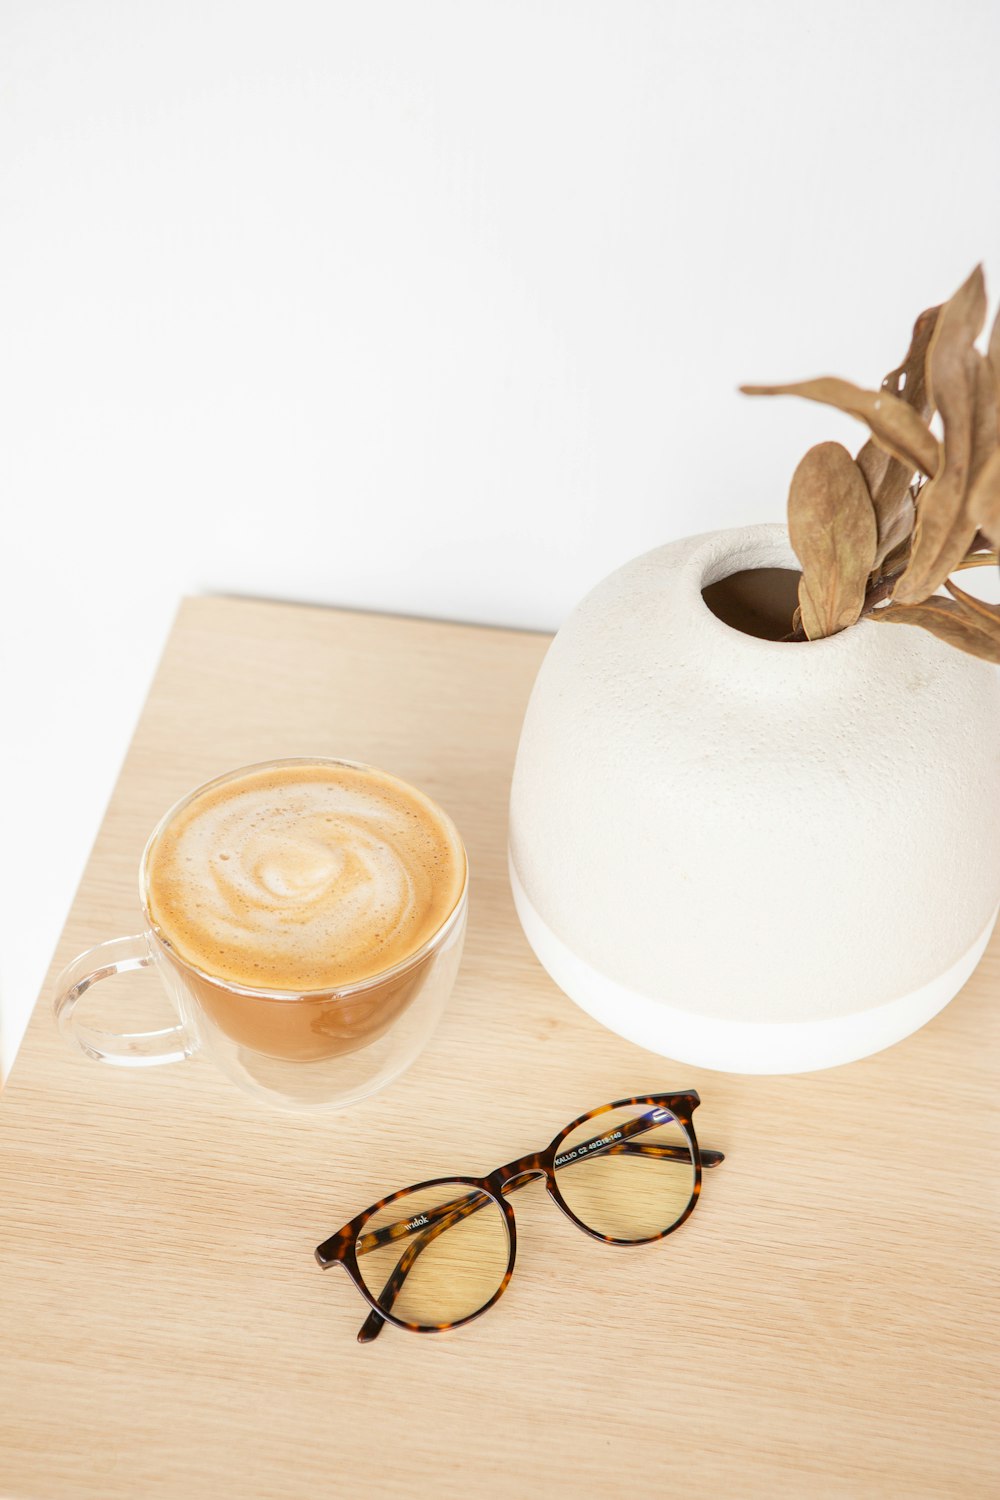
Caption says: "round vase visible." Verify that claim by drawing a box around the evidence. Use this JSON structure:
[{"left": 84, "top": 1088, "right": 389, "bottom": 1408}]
[{"left": 508, "top": 523, "right": 1000, "bottom": 1073}]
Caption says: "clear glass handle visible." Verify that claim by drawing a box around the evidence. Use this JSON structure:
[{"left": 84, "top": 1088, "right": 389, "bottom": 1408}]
[{"left": 54, "top": 934, "right": 195, "bottom": 1067}]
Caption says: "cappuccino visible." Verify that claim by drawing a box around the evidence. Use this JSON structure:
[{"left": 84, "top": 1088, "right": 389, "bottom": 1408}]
[{"left": 145, "top": 760, "right": 466, "bottom": 992}]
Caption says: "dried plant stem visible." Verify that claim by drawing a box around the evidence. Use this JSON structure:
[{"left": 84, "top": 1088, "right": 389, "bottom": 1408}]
[
  {"left": 859, "top": 570, "right": 906, "bottom": 616},
  {"left": 780, "top": 549, "right": 996, "bottom": 643},
  {"left": 746, "top": 265, "right": 1000, "bottom": 662}
]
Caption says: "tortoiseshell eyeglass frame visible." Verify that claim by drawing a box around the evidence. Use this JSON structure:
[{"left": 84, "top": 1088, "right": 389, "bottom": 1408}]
[{"left": 314, "top": 1091, "right": 724, "bottom": 1344}]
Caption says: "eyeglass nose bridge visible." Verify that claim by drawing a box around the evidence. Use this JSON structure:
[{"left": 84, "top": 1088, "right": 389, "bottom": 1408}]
[{"left": 489, "top": 1153, "right": 549, "bottom": 1196}]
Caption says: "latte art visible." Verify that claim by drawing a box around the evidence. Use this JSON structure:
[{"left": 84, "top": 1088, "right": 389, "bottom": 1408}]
[{"left": 144, "top": 762, "right": 466, "bottom": 990}]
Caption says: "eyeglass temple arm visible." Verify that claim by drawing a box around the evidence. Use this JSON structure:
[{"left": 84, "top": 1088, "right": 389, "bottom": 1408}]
[
  {"left": 351, "top": 1142, "right": 718, "bottom": 1267},
  {"left": 562, "top": 1109, "right": 723, "bottom": 1169},
  {"left": 356, "top": 1193, "right": 492, "bottom": 1344},
  {"left": 353, "top": 1115, "right": 724, "bottom": 1343},
  {"left": 355, "top": 1123, "right": 722, "bottom": 1257},
  {"left": 355, "top": 1113, "right": 722, "bottom": 1260},
  {"left": 355, "top": 1142, "right": 717, "bottom": 1346}
]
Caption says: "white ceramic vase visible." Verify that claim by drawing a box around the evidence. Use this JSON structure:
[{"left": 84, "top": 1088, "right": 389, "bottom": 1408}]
[{"left": 509, "top": 523, "right": 1000, "bottom": 1073}]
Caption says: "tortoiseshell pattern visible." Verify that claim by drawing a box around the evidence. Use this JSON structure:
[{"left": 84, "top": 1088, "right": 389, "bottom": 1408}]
[{"left": 314, "top": 1091, "right": 725, "bottom": 1344}]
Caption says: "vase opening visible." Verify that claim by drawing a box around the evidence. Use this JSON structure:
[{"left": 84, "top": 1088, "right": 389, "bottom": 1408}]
[{"left": 701, "top": 567, "right": 802, "bottom": 641}]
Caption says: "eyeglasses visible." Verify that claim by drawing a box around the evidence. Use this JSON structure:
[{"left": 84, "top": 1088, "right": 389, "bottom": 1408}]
[{"left": 314, "top": 1091, "right": 724, "bottom": 1343}]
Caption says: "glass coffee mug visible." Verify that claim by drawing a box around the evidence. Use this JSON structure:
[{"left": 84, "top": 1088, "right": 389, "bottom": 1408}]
[{"left": 54, "top": 758, "right": 469, "bottom": 1111}]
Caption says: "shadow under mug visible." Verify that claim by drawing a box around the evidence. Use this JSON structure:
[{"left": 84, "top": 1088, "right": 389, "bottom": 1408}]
[{"left": 53, "top": 760, "right": 469, "bottom": 1111}]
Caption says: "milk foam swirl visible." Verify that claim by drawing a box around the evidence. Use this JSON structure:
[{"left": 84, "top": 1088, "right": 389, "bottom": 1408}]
[{"left": 144, "top": 763, "right": 465, "bottom": 990}]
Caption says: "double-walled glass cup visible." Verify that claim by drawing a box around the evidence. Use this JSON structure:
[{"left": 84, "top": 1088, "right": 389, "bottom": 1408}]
[{"left": 53, "top": 759, "right": 468, "bottom": 1111}]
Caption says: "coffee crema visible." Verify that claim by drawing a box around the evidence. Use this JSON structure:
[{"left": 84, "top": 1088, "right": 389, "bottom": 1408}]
[{"left": 144, "top": 761, "right": 466, "bottom": 992}]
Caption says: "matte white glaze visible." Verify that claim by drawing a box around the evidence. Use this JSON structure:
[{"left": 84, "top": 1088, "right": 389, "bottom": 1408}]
[{"left": 509, "top": 524, "right": 1000, "bottom": 1070}]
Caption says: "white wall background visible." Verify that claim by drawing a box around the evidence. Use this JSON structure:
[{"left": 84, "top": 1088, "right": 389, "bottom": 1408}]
[{"left": 3, "top": 0, "right": 1000, "bottom": 1073}]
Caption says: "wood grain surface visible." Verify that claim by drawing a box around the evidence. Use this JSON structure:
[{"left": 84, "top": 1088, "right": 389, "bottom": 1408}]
[{"left": 1, "top": 595, "right": 998, "bottom": 1499}]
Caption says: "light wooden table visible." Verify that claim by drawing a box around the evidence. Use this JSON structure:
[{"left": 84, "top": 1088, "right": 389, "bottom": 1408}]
[{"left": 1, "top": 596, "right": 998, "bottom": 1499}]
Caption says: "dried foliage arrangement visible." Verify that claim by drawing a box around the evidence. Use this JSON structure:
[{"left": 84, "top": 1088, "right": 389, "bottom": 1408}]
[{"left": 742, "top": 266, "right": 1000, "bottom": 660}]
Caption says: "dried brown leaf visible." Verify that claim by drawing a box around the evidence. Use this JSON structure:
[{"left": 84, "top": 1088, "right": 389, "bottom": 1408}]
[
  {"left": 883, "top": 305, "right": 940, "bottom": 414},
  {"left": 857, "top": 305, "right": 940, "bottom": 567},
  {"left": 894, "top": 266, "right": 988, "bottom": 604},
  {"left": 970, "top": 351, "right": 1000, "bottom": 484},
  {"left": 988, "top": 305, "right": 1000, "bottom": 421},
  {"left": 741, "top": 376, "right": 940, "bottom": 478},
  {"left": 880, "top": 530, "right": 913, "bottom": 578},
  {"left": 788, "top": 442, "right": 877, "bottom": 640},
  {"left": 894, "top": 479, "right": 978, "bottom": 604},
  {"left": 858, "top": 462, "right": 915, "bottom": 569},
  {"left": 870, "top": 594, "right": 1000, "bottom": 664},
  {"left": 968, "top": 449, "right": 1000, "bottom": 548},
  {"left": 953, "top": 545, "right": 999, "bottom": 570},
  {"left": 924, "top": 265, "right": 987, "bottom": 402},
  {"left": 944, "top": 574, "right": 1000, "bottom": 622}
]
